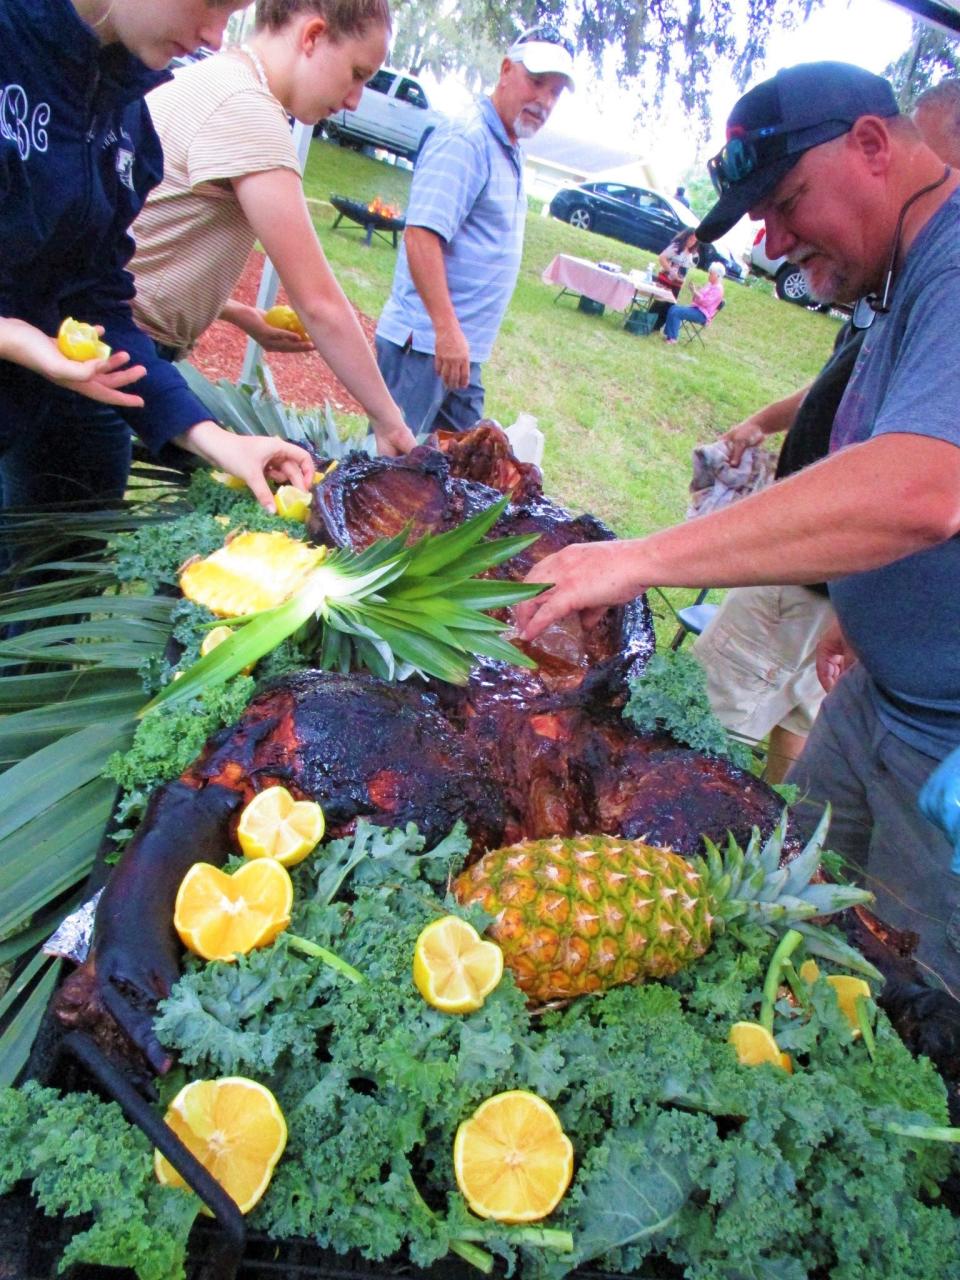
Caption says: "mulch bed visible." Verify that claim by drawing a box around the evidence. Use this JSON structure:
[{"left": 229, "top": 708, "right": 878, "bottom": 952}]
[{"left": 190, "top": 251, "right": 372, "bottom": 413}]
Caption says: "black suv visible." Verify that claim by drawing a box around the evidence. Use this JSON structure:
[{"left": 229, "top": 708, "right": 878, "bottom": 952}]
[{"left": 547, "top": 181, "right": 743, "bottom": 278}]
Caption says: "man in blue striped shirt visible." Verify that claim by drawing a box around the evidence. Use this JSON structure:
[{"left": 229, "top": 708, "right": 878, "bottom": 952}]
[{"left": 375, "top": 26, "right": 575, "bottom": 435}]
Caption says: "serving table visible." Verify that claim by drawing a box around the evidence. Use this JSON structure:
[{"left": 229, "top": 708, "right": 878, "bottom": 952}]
[{"left": 541, "top": 253, "right": 638, "bottom": 312}]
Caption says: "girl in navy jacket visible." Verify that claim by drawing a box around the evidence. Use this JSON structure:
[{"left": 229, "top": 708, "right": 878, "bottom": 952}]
[{"left": 0, "top": 0, "right": 313, "bottom": 513}]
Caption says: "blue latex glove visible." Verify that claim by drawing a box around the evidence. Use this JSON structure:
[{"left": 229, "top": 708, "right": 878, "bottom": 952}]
[{"left": 919, "top": 744, "right": 960, "bottom": 875}]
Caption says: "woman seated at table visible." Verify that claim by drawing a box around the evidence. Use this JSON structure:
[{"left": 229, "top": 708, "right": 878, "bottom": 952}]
[
  {"left": 656, "top": 230, "right": 700, "bottom": 296},
  {"left": 662, "top": 263, "right": 725, "bottom": 344}
]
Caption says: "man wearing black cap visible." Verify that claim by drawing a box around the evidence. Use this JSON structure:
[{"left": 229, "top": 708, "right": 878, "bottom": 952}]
[{"left": 516, "top": 61, "right": 960, "bottom": 993}]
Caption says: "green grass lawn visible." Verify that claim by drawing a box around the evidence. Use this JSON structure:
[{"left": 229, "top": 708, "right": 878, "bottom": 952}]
[{"left": 302, "top": 138, "right": 840, "bottom": 640}]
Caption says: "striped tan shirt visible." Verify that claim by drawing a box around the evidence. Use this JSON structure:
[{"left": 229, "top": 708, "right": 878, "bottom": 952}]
[{"left": 131, "top": 52, "right": 301, "bottom": 354}]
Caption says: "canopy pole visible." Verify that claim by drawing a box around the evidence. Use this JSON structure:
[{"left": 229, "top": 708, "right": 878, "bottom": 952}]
[{"left": 238, "top": 119, "right": 314, "bottom": 393}]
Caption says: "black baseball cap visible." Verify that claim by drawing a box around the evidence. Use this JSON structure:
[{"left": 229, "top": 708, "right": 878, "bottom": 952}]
[{"left": 697, "top": 61, "right": 900, "bottom": 242}]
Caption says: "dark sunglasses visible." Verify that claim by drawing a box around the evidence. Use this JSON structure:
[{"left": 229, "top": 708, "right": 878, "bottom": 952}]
[{"left": 513, "top": 23, "right": 575, "bottom": 60}]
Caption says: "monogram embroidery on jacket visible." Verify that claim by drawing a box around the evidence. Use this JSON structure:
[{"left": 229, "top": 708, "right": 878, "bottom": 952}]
[{"left": 0, "top": 83, "right": 50, "bottom": 161}]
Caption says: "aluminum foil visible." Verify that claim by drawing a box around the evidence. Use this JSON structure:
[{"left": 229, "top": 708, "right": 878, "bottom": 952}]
[{"left": 43, "top": 890, "right": 102, "bottom": 964}]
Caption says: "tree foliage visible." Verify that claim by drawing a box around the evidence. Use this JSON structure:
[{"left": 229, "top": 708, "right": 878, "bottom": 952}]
[
  {"left": 885, "top": 18, "right": 960, "bottom": 109},
  {"left": 390, "top": 0, "right": 822, "bottom": 130}
]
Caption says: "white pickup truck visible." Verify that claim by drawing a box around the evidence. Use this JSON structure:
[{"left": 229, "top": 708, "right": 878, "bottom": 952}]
[{"left": 323, "top": 67, "right": 446, "bottom": 162}]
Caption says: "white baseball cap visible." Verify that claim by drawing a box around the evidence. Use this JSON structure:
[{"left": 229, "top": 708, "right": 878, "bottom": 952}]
[{"left": 507, "top": 25, "right": 576, "bottom": 92}]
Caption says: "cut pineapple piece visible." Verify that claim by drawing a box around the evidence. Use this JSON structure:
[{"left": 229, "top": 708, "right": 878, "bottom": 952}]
[{"left": 179, "top": 531, "right": 326, "bottom": 618}]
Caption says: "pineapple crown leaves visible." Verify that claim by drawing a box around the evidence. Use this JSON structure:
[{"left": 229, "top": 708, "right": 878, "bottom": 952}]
[
  {"left": 696, "top": 805, "right": 875, "bottom": 939},
  {"left": 141, "top": 495, "right": 546, "bottom": 716}
]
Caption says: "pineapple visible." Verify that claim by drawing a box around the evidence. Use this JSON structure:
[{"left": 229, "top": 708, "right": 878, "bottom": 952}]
[
  {"left": 452, "top": 810, "right": 874, "bottom": 1004},
  {"left": 180, "top": 531, "right": 326, "bottom": 617}
]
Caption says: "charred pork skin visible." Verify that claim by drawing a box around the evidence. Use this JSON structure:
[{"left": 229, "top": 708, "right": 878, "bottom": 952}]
[
  {"left": 55, "top": 425, "right": 960, "bottom": 1081},
  {"left": 55, "top": 668, "right": 787, "bottom": 1071}
]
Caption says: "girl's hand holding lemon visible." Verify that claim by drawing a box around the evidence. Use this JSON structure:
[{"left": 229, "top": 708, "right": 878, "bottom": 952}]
[{"left": 0, "top": 317, "right": 146, "bottom": 407}]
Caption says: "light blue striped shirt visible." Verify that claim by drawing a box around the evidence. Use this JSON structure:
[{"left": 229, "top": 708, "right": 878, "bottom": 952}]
[{"left": 376, "top": 97, "right": 525, "bottom": 364}]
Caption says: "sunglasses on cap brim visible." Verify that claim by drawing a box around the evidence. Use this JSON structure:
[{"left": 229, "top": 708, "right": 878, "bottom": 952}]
[
  {"left": 706, "top": 126, "right": 792, "bottom": 195},
  {"left": 707, "top": 118, "right": 857, "bottom": 196},
  {"left": 512, "top": 23, "right": 575, "bottom": 60}
]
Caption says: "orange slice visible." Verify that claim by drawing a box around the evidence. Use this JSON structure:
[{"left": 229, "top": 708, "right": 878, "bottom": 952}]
[
  {"left": 799, "top": 960, "right": 872, "bottom": 1036},
  {"left": 155, "top": 1076, "right": 287, "bottom": 1213},
  {"left": 263, "top": 304, "right": 308, "bottom": 337},
  {"left": 825, "top": 976, "right": 872, "bottom": 1034},
  {"left": 57, "top": 317, "right": 110, "bottom": 362},
  {"left": 728, "top": 1021, "right": 791, "bottom": 1072},
  {"left": 174, "top": 859, "right": 293, "bottom": 961},
  {"left": 413, "top": 916, "right": 503, "bottom": 1013},
  {"left": 454, "top": 1090, "right": 573, "bottom": 1223},
  {"left": 237, "top": 785, "right": 325, "bottom": 867},
  {"left": 274, "top": 484, "right": 312, "bottom": 522}
]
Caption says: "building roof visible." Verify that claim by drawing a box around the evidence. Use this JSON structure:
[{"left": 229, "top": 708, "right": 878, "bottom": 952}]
[{"left": 524, "top": 124, "right": 640, "bottom": 175}]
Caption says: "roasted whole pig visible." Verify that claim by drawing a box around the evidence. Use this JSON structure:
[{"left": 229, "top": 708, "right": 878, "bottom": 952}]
[{"left": 54, "top": 424, "right": 959, "bottom": 1083}]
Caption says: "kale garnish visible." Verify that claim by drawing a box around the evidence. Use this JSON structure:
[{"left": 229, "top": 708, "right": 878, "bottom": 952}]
[{"left": 624, "top": 650, "right": 754, "bottom": 768}]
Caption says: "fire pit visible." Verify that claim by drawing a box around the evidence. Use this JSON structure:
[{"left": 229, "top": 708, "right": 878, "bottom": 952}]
[{"left": 330, "top": 194, "right": 405, "bottom": 247}]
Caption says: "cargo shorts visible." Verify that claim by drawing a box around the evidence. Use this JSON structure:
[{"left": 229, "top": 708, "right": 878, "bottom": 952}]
[{"left": 692, "top": 583, "right": 835, "bottom": 740}]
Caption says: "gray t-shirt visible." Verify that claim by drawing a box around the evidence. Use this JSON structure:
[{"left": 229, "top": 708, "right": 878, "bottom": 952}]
[{"left": 828, "top": 187, "right": 960, "bottom": 760}]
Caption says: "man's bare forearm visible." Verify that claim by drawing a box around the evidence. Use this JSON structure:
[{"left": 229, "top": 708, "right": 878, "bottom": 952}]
[
  {"left": 630, "top": 433, "right": 960, "bottom": 588},
  {"left": 404, "top": 226, "right": 459, "bottom": 335}
]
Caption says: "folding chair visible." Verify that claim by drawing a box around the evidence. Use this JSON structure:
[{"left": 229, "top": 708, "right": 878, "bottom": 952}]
[
  {"left": 669, "top": 587, "right": 718, "bottom": 650},
  {"left": 681, "top": 299, "right": 725, "bottom": 347}
]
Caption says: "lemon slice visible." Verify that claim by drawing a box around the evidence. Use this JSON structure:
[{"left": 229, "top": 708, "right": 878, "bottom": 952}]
[
  {"left": 274, "top": 484, "right": 312, "bottom": 522},
  {"left": 237, "top": 785, "right": 324, "bottom": 867},
  {"left": 454, "top": 1090, "right": 574, "bottom": 1222},
  {"left": 210, "top": 469, "right": 248, "bottom": 491},
  {"left": 263, "top": 304, "right": 308, "bottom": 337},
  {"left": 57, "top": 317, "right": 111, "bottom": 362},
  {"left": 155, "top": 1076, "right": 287, "bottom": 1214},
  {"left": 728, "top": 1021, "right": 791, "bottom": 1071},
  {"left": 413, "top": 916, "right": 503, "bottom": 1013},
  {"left": 174, "top": 859, "right": 293, "bottom": 961},
  {"left": 199, "top": 625, "right": 254, "bottom": 675}
]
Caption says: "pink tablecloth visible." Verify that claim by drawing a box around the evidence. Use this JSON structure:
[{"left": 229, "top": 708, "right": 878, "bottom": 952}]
[{"left": 541, "top": 254, "right": 638, "bottom": 312}]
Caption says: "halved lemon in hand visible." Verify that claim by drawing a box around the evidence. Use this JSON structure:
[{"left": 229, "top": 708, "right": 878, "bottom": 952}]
[
  {"left": 263, "top": 304, "right": 308, "bottom": 337},
  {"left": 728, "top": 1021, "right": 791, "bottom": 1072},
  {"left": 413, "top": 916, "right": 503, "bottom": 1013},
  {"left": 57, "top": 317, "right": 110, "bottom": 362},
  {"left": 174, "top": 859, "right": 293, "bottom": 961},
  {"left": 155, "top": 1076, "right": 287, "bottom": 1214},
  {"left": 237, "top": 785, "right": 324, "bottom": 867},
  {"left": 454, "top": 1090, "right": 574, "bottom": 1223},
  {"left": 274, "top": 484, "right": 312, "bottom": 522}
]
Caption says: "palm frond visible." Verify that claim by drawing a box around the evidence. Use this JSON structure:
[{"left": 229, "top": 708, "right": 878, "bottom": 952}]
[{"left": 177, "top": 361, "right": 376, "bottom": 458}]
